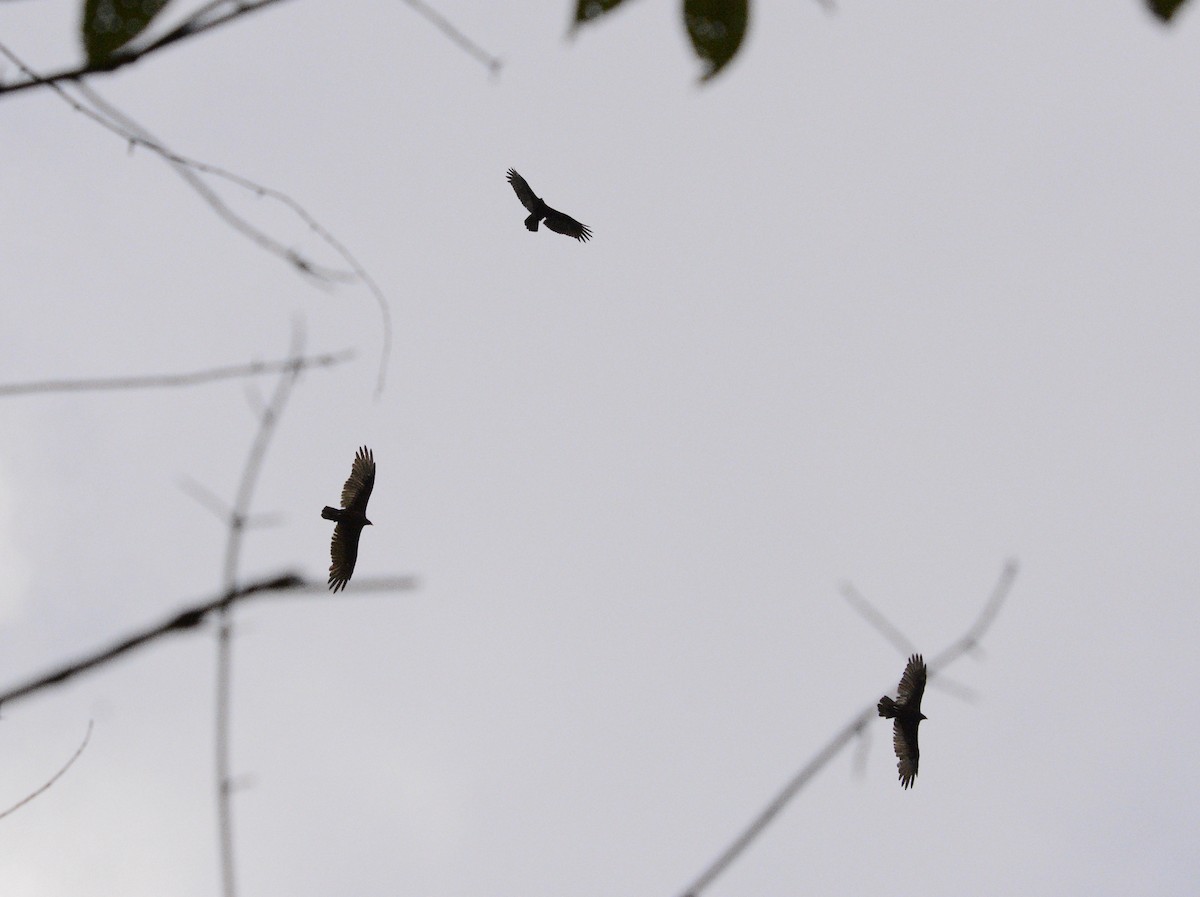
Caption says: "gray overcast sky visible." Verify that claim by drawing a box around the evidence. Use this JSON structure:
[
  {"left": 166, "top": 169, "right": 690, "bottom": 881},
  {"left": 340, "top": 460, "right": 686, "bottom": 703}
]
[{"left": 2, "top": 2, "right": 1199, "bottom": 895}]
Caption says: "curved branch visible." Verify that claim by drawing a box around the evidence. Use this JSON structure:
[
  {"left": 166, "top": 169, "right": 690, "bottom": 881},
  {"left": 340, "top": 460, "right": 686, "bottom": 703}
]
[
  {"left": 0, "top": 350, "right": 353, "bottom": 398},
  {"left": 0, "top": 42, "right": 394, "bottom": 395},
  {"left": 79, "top": 84, "right": 394, "bottom": 396},
  {"left": 676, "top": 559, "right": 1019, "bottom": 897},
  {"left": 0, "top": 721, "right": 94, "bottom": 821},
  {"left": 212, "top": 327, "right": 308, "bottom": 897}
]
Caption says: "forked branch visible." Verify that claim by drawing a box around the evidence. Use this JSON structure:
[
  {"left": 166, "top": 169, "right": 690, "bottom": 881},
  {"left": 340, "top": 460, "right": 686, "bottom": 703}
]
[{"left": 676, "top": 560, "right": 1018, "bottom": 897}]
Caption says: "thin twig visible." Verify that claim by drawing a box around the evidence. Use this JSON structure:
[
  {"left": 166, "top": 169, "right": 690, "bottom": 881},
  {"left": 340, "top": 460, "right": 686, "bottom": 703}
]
[
  {"left": 76, "top": 83, "right": 349, "bottom": 274},
  {"left": 924, "top": 674, "right": 978, "bottom": 704},
  {"left": 77, "top": 82, "right": 394, "bottom": 396},
  {"left": 841, "top": 580, "right": 977, "bottom": 703},
  {"left": 0, "top": 574, "right": 304, "bottom": 708},
  {"left": 0, "top": 0, "right": 501, "bottom": 95},
  {"left": 295, "top": 575, "right": 420, "bottom": 594},
  {"left": 928, "top": 559, "right": 1017, "bottom": 672},
  {"left": 211, "top": 326, "right": 307, "bottom": 897},
  {"left": 218, "top": 329, "right": 305, "bottom": 592},
  {"left": 0, "top": 1, "right": 294, "bottom": 97},
  {"left": 179, "top": 476, "right": 235, "bottom": 521},
  {"left": 676, "top": 559, "right": 1019, "bottom": 897},
  {"left": 400, "top": 0, "right": 502, "bottom": 73},
  {"left": 0, "top": 569, "right": 421, "bottom": 709},
  {"left": 851, "top": 724, "right": 871, "bottom": 778},
  {"left": 0, "top": 38, "right": 393, "bottom": 394},
  {"left": 0, "top": 721, "right": 94, "bottom": 821},
  {"left": 840, "top": 582, "right": 916, "bottom": 656},
  {"left": 0, "top": 349, "right": 354, "bottom": 398},
  {"left": 0, "top": 719, "right": 94, "bottom": 820}
]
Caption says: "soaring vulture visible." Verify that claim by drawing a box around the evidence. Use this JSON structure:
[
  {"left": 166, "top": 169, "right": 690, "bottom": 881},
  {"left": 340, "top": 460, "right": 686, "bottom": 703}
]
[
  {"left": 877, "top": 653, "right": 928, "bottom": 789},
  {"left": 321, "top": 446, "right": 375, "bottom": 592},
  {"left": 506, "top": 168, "right": 592, "bottom": 242}
]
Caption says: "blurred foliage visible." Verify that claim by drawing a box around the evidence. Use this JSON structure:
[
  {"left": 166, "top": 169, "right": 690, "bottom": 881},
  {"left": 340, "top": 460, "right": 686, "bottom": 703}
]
[
  {"left": 1146, "top": 0, "right": 1189, "bottom": 20},
  {"left": 574, "top": 0, "right": 748, "bottom": 82},
  {"left": 81, "top": 0, "right": 171, "bottom": 64},
  {"left": 683, "top": 0, "right": 747, "bottom": 82},
  {"left": 573, "top": 0, "right": 630, "bottom": 29},
  {"left": 574, "top": 0, "right": 1192, "bottom": 82},
  {"left": 53, "top": 0, "right": 1199, "bottom": 83}
]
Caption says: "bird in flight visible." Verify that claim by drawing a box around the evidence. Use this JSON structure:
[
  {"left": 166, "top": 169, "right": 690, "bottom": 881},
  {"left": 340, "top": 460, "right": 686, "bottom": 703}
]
[
  {"left": 506, "top": 168, "right": 592, "bottom": 242},
  {"left": 877, "top": 653, "right": 928, "bottom": 789},
  {"left": 321, "top": 446, "right": 375, "bottom": 592}
]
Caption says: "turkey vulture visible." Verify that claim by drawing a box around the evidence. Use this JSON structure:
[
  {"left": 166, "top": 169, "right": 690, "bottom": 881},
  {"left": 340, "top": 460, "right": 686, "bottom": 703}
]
[
  {"left": 877, "top": 653, "right": 927, "bottom": 789},
  {"left": 321, "top": 446, "right": 375, "bottom": 592},
  {"left": 506, "top": 168, "right": 592, "bottom": 242}
]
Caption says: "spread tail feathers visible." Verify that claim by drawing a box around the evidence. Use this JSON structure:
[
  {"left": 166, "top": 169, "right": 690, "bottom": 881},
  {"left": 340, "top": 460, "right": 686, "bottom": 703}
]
[
  {"left": 321, "top": 506, "right": 342, "bottom": 521},
  {"left": 877, "top": 696, "right": 897, "bottom": 718}
]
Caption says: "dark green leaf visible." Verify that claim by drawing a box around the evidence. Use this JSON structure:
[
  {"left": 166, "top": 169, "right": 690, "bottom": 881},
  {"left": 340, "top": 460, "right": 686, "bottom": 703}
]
[
  {"left": 573, "top": 0, "right": 635, "bottom": 31},
  {"left": 1146, "top": 0, "right": 1188, "bottom": 21},
  {"left": 684, "top": 0, "right": 748, "bottom": 82},
  {"left": 82, "top": 0, "right": 171, "bottom": 65}
]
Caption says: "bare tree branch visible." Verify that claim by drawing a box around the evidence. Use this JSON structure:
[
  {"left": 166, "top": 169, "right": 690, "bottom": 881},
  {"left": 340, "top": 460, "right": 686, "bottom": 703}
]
[
  {"left": 0, "top": 1, "right": 295, "bottom": 97},
  {"left": 676, "top": 559, "right": 1019, "bottom": 897},
  {"left": 923, "top": 674, "right": 979, "bottom": 704},
  {"left": 0, "top": 39, "right": 394, "bottom": 395},
  {"left": 0, "top": 721, "right": 94, "bottom": 821},
  {"left": 209, "top": 326, "right": 307, "bottom": 897},
  {"left": 0, "top": 0, "right": 501, "bottom": 96},
  {"left": 294, "top": 575, "right": 419, "bottom": 594},
  {"left": 75, "top": 81, "right": 395, "bottom": 396},
  {"left": 77, "top": 82, "right": 349, "bottom": 278},
  {"left": 0, "top": 570, "right": 419, "bottom": 710},
  {"left": 841, "top": 580, "right": 977, "bottom": 703},
  {"left": 401, "top": 0, "right": 502, "bottom": 73},
  {"left": 850, "top": 724, "right": 871, "bottom": 778},
  {"left": 0, "top": 349, "right": 353, "bottom": 398},
  {"left": 840, "top": 581, "right": 916, "bottom": 656},
  {"left": 179, "top": 475, "right": 235, "bottom": 521},
  {"left": 928, "top": 559, "right": 1017, "bottom": 672},
  {"left": 0, "top": 574, "right": 304, "bottom": 708}
]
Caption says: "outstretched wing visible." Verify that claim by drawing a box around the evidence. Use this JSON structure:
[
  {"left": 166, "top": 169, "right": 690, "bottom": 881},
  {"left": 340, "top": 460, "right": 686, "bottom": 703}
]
[
  {"left": 340, "top": 446, "right": 375, "bottom": 514},
  {"left": 328, "top": 522, "right": 363, "bottom": 593},
  {"left": 892, "top": 718, "right": 920, "bottom": 789},
  {"left": 896, "top": 653, "right": 927, "bottom": 711},
  {"left": 506, "top": 168, "right": 541, "bottom": 214},
  {"left": 543, "top": 207, "right": 592, "bottom": 242}
]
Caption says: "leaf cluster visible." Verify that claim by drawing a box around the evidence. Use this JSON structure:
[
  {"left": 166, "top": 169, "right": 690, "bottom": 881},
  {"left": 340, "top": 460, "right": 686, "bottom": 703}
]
[
  {"left": 82, "top": 0, "right": 171, "bottom": 65},
  {"left": 574, "top": 0, "right": 748, "bottom": 82},
  {"left": 570, "top": 0, "right": 1191, "bottom": 83}
]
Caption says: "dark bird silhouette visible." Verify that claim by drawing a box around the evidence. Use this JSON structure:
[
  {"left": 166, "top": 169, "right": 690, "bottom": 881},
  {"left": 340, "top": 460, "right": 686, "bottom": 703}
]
[
  {"left": 506, "top": 168, "right": 592, "bottom": 242},
  {"left": 321, "top": 446, "right": 375, "bottom": 592},
  {"left": 878, "top": 653, "right": 928, "bottom": 789}
]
